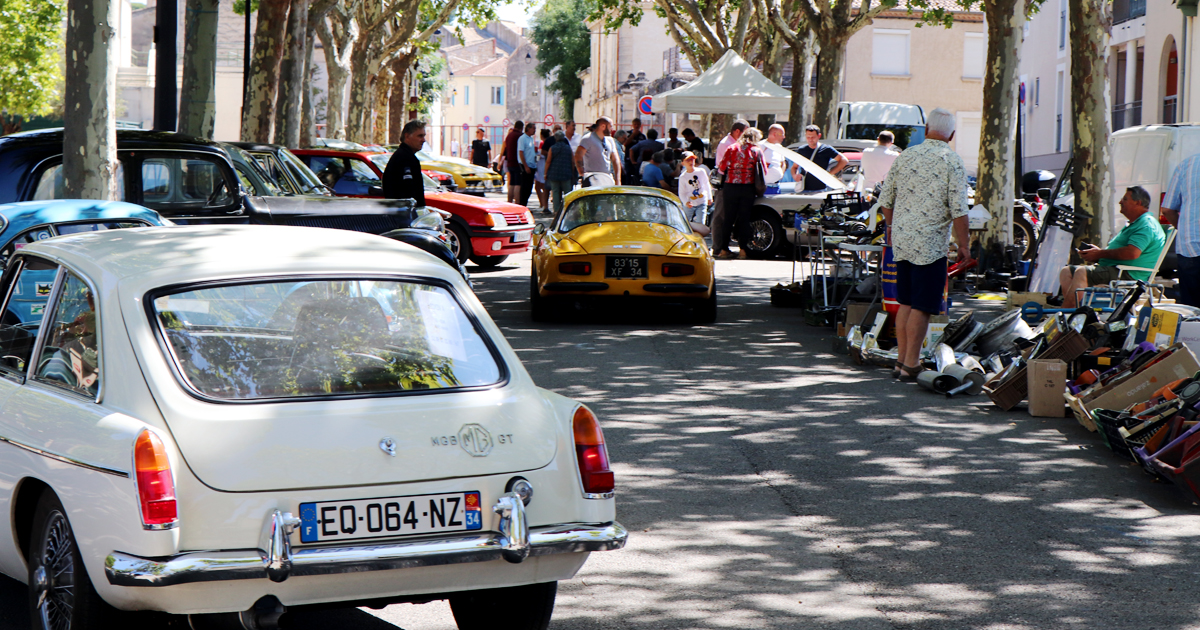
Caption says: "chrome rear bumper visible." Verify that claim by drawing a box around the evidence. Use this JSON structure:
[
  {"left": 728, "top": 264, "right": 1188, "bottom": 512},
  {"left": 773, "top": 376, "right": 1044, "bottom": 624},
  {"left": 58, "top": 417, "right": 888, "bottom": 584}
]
[{"left": 105, "top": 494, "right": 626, "bottom": 587}]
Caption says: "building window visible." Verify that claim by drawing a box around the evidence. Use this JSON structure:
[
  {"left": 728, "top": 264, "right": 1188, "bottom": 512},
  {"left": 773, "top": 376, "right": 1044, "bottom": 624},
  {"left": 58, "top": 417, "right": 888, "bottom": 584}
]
[
  {"left": 1055, "top": 69, "right": 1065, "bottom": 152},
  {"left": 963, "top": 33, "right": 985, "bottom": 79},
  {"left": 465, "top": 86, "right": 470, "bottom": 105},
  {"left": 1059, "top": 0, "right": 1067, "bottom": 50},
  {"left": 521, "top": 75, "right": 527, "bottom": 98},
  {"left": 492, "top": 86, "right": 504, "bottom": 105},
  {"left": 451, "top": 94, "right": 456, "bottom": 107},
  {"left": 872, "top": 29, "right": 910, "bottom": 76}
]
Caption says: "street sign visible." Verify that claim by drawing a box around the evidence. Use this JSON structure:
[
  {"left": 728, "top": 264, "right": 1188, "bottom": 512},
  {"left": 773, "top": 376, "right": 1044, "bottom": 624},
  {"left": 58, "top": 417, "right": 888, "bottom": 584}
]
[
  {"left": 638, "top": 96, "right": 653, "bottom": 116},
  {"left": 502, "top": 118, "right": 511, "bottom": 126},
  {"left": 484, "top": 116, "right": 491, "bottom": 123},
  {"left": 544, "top": 114, "right": 554, "bottom": 126},
  {"left": 462, "top": 123, "right": 469, "bottom": 130}
]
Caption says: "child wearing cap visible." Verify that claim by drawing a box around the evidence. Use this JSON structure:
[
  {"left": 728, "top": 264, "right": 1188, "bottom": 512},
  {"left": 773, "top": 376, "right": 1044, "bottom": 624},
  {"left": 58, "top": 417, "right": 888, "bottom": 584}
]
[{"left": 678, "top": 151, "right": 713, "bottom": 225}]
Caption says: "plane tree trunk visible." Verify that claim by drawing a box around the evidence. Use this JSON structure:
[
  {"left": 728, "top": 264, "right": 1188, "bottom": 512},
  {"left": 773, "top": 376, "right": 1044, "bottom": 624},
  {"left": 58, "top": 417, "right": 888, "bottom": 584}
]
[
  {"left": 786, "top": 33, "right": 816, "bottom": 143},
  {"left": 811, "top": 30, "right": 847, "bottom": 138},
  {"left": 63, "top": 0, "right": 118, "bottom": 199},
  {"left": 1070, "top": 0, "right": 1113, "bottom": 246},
  {"left": 371, "top": 70, "right": 393, "bottom": 145},
  {"left": 316, "top": 13, "right": 354, "bottom": 140},
  {"left": 974, "top": 0, "right": 1025, "bottom": 248},
  {"left": 241, "top": 0, "right": 289, "bottom": 142},
  {"left": 178, "top": 0, "right": 219, "bottom": 138},
  {"left": 274, "top": 0, "right": 308, "bottom": 147}
]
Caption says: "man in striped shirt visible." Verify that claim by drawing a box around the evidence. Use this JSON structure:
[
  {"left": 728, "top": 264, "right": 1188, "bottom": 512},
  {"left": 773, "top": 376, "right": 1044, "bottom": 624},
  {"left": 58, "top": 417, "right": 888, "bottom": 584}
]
[{"left": 1163, "top": 155, "right": 1200, "bottom": 307}]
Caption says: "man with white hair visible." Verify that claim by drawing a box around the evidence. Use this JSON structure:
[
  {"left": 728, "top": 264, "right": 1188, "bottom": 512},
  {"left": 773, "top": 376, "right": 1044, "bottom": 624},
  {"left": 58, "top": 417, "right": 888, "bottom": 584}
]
[
  {"left": 760, "top": 124, "right": 788, "bottom": 195},
  {"left": 862, "top": 130, "right": 901, "bottom": 191},
  {"left": 877, "top": 107, "right": 971, "bottom": 382}
]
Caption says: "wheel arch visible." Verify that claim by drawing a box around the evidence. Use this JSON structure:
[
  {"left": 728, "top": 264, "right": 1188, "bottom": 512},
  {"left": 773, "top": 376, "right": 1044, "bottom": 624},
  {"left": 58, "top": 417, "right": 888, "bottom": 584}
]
[{"left": 13, "top": 476, "right": 51, "bottom": 562}]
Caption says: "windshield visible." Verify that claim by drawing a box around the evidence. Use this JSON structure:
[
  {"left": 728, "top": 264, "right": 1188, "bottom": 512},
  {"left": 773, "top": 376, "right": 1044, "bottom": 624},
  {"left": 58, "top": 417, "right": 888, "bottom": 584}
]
[
  {"left": 415, "top": 150, "right": 436, "bottom": 162},
  {"left": 842, "top": 124, "right": 925, "bottom": 149},
  {"left": 278, "top": 148, "right": 329, "bottom": 195},
  {"left": 369, "top": 153, "right": 392, "bottom": 171},
  {"left": 153, "top": 279, "right": 503, "bottom": 400},
  {"left": 559, "top": 194, "right": 692, "bottom": 233}
]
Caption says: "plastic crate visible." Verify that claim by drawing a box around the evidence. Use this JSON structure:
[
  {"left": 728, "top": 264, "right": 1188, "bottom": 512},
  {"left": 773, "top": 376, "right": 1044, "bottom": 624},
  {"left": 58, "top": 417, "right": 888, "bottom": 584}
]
[
  {"left": 1092, "top": 409, "right": 1141, "bottom": 460},
  {"left": 1145, "top": 421, "right": 1200, "bottom": 501}
]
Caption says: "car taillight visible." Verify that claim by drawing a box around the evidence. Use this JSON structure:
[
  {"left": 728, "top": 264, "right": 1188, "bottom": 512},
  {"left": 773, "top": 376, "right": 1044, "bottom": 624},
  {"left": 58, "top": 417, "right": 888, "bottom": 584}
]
[
  {"left": 573, "top": 407, "right": 614, "bottom": 496},
  {"left": 134, "top": 430, "right": 177, "bottom": 528},
  {"left": 559, "top": 261, "right": 592, "bottom": 275},
  {"left": 662, "top": 263, "right": 694, "bottom": 277}
]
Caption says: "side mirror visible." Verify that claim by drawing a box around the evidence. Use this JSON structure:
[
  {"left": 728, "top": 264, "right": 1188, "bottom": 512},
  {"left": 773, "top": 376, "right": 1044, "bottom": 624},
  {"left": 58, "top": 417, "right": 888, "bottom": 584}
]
[
  {"left": 1037, "top": 187, "right": 1053, "bottom": 202},
  {"left": 368, "top": 185, "right": 384, "bottom": 197},
  {"left": 533, "top": 223, "right": 547, "bottom": 235}
]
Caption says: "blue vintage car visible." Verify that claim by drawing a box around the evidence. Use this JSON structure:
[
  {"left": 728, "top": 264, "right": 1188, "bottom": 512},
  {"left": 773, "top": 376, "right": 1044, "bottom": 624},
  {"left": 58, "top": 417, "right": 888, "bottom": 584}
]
[{"left": 0, "top": 200, "right": 169, "bottom": 327}]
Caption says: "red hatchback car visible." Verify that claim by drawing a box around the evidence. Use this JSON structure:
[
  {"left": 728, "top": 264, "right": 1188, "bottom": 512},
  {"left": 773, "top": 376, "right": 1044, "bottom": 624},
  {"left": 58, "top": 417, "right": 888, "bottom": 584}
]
[{"left": 292, "top": 149, "right": 533, "bottom": 267}]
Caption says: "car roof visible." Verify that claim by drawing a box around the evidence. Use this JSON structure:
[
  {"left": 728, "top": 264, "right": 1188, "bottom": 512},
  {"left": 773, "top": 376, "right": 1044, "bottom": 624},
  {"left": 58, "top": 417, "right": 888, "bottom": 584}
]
[
  {"left": 0, "top": 200, "right": 166, "bottom": 234},
  {"left": 18, "top": 225, "right": 457, "bottom": 289},
  {"left": 0, "top": 128, "right": 228, "bottom": 155},
  {"left": 563, "top": 185, "right": 681, "bottom": 207},
  {"left": 291, "top": 148, "right": 377, "bottom": 159}
]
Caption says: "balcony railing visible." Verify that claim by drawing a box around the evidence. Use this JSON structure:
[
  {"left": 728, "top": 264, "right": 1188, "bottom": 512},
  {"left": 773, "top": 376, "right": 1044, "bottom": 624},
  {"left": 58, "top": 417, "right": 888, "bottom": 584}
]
[
  {"left": 1113, "top": 0, "right": 1146, "bottom": 24},
  {"left": 1113, "top": 101, "right": 1142, "bottom": 130},
  {"left": 1164, "top": 95, "right": 1178, "bottom": 124}
]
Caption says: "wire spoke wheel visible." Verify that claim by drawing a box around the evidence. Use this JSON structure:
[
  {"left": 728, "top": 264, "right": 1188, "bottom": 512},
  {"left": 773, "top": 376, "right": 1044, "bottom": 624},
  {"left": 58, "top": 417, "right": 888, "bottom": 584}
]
[
  {"left": 747, "top": 218, "right": 776, "bottom": 252},
  {"left": 35, "top": 511, "right": 75, "bottom": 630}
]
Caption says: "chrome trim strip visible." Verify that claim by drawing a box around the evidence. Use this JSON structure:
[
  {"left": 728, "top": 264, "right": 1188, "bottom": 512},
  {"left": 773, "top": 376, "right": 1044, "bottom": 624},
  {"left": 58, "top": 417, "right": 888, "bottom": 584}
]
[
  {"left": 104, "top": 521, "right": 628, "bottom": 587},
  {"left": 0, "top": 436, "right": 129, "bottom": 478}
]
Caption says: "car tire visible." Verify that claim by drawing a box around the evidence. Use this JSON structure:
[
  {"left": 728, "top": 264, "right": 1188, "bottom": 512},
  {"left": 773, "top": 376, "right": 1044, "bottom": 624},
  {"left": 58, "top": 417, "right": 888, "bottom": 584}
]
[
  {"left": 530, "top": 268, "right": 552, "bottom": 322},
  {"left": 1014, "top": 216, "right": 1036, "bottom": 260},
  {"left": 447, "top": 222, "right": 471, "bottom": 264},
  {"left": 470, "top": 255, "right": 509, "bottom": 268},
  {"left": 449, "top": 581, "right": 557, "bottom": 630},
  {"left": 743, "top": 207, "right": 784, "bottom": 259},
  {"left": 695, "top": 284, "right": 718, "bottom": 323},
  {"left": 28, "top": 491, "right": 115, "bottom": 630}
]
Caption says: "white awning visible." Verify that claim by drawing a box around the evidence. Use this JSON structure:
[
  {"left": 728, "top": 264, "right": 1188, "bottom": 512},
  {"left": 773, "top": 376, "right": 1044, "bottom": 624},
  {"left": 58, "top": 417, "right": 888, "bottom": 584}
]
[{"left": 655, "top": 50, "right": 792, "bottom": 116}]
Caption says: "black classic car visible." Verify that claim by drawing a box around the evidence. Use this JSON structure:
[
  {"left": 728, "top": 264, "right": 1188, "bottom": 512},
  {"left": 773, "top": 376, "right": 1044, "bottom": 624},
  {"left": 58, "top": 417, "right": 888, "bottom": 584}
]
[
  {"left": 226, "top": 142, "right": 335, "bottom": 197},
  {"left": 0, "top": 129, "right": 443, "bottom": 235}
]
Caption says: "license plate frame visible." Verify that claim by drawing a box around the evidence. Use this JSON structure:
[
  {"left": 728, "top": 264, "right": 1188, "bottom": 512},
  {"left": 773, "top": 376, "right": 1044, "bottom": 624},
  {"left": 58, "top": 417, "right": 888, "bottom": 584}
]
[
  {"left": 605, "top": 255, "right": 648, "bottom": 279},
  {"left": 298, "top": 491, "right": 483, "bottom": 544}
]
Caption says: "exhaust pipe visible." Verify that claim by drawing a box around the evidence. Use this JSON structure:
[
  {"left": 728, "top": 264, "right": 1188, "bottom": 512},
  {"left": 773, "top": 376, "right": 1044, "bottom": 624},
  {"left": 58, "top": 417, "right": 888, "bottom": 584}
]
[{"left": 188, "top": 596, "right": 287, "bottom": 630}]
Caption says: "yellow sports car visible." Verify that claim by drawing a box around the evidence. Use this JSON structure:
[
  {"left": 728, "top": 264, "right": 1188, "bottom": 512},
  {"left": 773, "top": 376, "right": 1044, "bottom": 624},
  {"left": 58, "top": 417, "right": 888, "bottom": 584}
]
[
  {"left": 530, "top": 187, "right": 716, "bottom": 322},
  {"left": 416, "top": 150, "right": 503, "bottom": 194}
]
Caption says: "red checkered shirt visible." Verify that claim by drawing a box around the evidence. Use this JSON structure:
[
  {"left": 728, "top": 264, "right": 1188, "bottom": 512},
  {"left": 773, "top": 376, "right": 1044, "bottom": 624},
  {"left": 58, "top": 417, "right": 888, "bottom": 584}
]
[{"left": 719, "top": 144, "right": 764, "bottom": 185}]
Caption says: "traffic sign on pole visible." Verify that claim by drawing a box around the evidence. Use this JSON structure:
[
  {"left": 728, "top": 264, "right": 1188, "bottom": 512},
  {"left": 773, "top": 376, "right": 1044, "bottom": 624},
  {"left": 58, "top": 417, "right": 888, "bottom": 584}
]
[
  {"left": 502, "top": 118, "right": 511, "bottom": 127},
  {"left": 544, "top": 114, "right": 555, "bottom": 126},
  {"left": 637, "top": 96, "right": 653, "bottom": 116},
  {"left": 462, "top": 123, "right": 469, "bottom": 130}
]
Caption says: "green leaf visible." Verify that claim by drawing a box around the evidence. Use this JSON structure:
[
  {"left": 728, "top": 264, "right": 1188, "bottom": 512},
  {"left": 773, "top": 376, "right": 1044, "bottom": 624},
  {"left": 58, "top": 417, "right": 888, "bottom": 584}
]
[
  {"left": 0, "top": 0, "right": 65, "bottom": 120},
  {"left": 530, "top": 0, "right": 594, "bottom": 112}
]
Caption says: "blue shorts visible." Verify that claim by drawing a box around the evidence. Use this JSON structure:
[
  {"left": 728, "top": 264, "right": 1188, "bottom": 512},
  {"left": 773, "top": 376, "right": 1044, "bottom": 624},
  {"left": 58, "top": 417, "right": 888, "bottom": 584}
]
[{"left": 895, "top": 257, "right": 947, "bottom": 314}]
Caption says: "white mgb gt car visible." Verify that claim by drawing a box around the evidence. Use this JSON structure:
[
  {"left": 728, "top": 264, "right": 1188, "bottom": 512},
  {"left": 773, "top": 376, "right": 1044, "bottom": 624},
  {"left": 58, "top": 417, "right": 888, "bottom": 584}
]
[{"left": 0, "top": 225, "right": 625, "bottom": 629}]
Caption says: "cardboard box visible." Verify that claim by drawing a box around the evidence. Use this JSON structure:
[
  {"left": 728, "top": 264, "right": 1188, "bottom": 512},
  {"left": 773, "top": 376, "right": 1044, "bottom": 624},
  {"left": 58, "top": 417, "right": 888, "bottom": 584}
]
[
  {"left": 920, "top": 315, "right": 950, "bottom": 354},
  {"left": 1007, "top": 291, "right": 1048, "bottom": 312},
  {"left": 1178, "top": 321, "right": 1200, "bottom": 353},
  {"left": 1133, "top": 305, "right": 1195, "bottom": 347},
  {"left": 986, "top": 328, "right": 1091, "bottom": 411},
  {"left": 1028, "top": 359, "right": 1067, "bottom": 417},
  {"left": 844, "top": 303, "right": 881, "bottom": 329},
  {"left": 1066, "top": 344, "right": 1200, "bottom": 432}
]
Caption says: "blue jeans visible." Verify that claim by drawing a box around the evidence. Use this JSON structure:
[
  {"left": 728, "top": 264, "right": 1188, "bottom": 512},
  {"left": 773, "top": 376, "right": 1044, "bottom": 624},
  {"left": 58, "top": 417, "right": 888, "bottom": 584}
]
[
  {"left": 1177, "top": 254, "right": 1200, "bottom": 307},
  {"left": 685, "top": 203, "right": 710, "bottom": 224}
]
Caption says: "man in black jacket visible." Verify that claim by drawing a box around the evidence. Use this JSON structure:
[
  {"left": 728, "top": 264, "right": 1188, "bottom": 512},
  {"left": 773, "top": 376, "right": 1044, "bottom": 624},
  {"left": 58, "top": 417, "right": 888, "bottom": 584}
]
[{"left": 383, "top": 120, "right": 426, "bottom": 206}]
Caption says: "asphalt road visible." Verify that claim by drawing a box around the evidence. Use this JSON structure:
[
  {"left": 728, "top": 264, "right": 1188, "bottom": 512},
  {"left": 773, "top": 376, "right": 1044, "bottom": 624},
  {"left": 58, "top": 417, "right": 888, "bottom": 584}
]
[{"left": 3, "top": 248, "right": 1200, "bottom": 629}]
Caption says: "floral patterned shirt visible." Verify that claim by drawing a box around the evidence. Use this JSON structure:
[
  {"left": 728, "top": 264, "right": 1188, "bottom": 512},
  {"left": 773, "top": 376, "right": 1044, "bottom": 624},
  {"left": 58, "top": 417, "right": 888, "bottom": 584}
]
[
  {"left": 719, "top": 144, "right": 764, "bottom": 185},
  {"left": 876, "top": 139, "right": 969, "bottom": 265}
]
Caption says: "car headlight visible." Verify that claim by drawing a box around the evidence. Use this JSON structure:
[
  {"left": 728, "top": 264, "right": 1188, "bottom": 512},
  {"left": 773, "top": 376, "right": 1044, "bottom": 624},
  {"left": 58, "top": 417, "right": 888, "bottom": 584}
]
[
  {"left": 411, "top": 207, "right": 445, "bottom": 232},
  {"left": 485, "top": 213, "right": 508, "bottom": 228},
  {"left": 523, "top": 211, "right": 533, "bottom": 225},
  {"left": 668, "top": 239, "right": 704, "bottom": 256}
]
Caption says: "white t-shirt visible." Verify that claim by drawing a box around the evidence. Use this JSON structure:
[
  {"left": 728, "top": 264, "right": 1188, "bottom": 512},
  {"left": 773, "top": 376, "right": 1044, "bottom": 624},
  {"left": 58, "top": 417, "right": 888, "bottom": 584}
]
[
  {"left": 862, "top": 144, "right": 901, "bottom": 190},
  {"left": 759, "top": 142, "right": 786, "bottom": 185},
  {"left": 450, "top": 140, "right": 460, "bottom": 157},
  {"left": 568, "top": 133, "right": 582, "bottom": 154},
  {"left": 678, "top": 165, "right": 713, "bottom": 208}
]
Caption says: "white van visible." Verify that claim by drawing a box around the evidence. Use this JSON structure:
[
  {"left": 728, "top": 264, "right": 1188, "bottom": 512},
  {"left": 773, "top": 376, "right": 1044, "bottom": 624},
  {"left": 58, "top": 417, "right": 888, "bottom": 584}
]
[
  {"left": 1111, "top": 124, "right": 1200, "bottom": 233},
  {"left": 835, "top": 102, "right": 927, "bottom": 149}
]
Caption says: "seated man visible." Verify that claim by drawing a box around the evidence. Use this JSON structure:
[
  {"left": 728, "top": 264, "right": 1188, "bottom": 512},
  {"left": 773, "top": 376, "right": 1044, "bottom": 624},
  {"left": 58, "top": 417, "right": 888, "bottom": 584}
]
[{"left": 1058, "top": 185, "right": 1165, "bottom": 308}]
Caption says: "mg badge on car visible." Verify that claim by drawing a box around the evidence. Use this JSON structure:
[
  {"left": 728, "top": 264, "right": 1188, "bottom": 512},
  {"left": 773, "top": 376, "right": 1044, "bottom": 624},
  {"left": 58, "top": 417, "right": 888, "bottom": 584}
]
[{"left": 458, "top": 424, "right": 493, "bottom": 457}]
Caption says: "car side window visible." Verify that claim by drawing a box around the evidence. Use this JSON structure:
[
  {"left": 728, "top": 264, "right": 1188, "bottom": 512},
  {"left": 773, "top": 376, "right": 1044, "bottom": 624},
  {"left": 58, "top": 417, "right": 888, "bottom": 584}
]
[
  {"left": 233, "top": 163, "right": 259, "bottom": 195},
  {"left": 254, "top": 154, "right": 297, "bottom": 194},
  {"left": 33, "top": 163, "right": 125, "bottom": 201},
  {"left": 0, "top": 258, "right": 59, "bottom": 376},
  {"left": 34, "top": 272, "right": 100, "bottom": 398},
  {"left": 140, "top": 156, "right": 236, "bottom": 210}
]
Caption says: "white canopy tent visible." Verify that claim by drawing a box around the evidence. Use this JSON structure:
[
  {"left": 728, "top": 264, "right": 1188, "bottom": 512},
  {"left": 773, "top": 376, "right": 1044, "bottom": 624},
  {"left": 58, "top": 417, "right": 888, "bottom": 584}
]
[{"left": 655, "top": 50, "right": 792, "bottom": 116}]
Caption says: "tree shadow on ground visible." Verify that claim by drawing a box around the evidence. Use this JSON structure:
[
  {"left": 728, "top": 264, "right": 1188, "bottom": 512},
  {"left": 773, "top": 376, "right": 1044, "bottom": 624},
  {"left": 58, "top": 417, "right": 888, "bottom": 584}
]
[{"left": 466, "top": 272, "right": 1200, "bottom": 630}]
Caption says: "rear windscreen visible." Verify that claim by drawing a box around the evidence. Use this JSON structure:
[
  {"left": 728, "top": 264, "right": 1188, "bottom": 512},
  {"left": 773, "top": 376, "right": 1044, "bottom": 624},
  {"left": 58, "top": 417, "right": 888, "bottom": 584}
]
[{"left": 152, "top": 279, "right": 503, "bottom": 400}]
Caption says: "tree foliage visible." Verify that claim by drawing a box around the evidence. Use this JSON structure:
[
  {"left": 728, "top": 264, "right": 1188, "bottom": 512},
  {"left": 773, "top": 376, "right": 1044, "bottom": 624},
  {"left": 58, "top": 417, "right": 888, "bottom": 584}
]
[
  {"left": 409, "top": 50, "right": 447, "bottom": 116},
  {"left": 530, "top": 0, "right": 592, "bottom": 115},
  {"left": 0, "top": 0, "right": 64, "bottom": 129}
]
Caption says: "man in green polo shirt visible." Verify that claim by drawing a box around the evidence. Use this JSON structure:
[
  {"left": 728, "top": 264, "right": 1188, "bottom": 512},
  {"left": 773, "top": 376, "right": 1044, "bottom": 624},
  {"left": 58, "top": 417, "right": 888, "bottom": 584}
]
[{"left": 1058, "top": 185, "right": 1165, "bottom": 308}]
